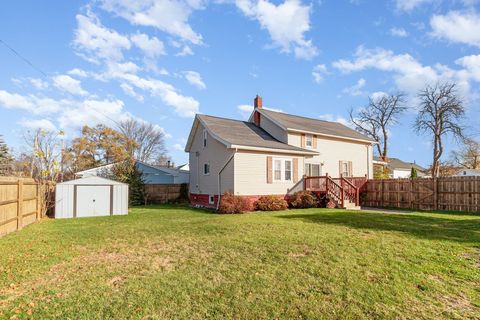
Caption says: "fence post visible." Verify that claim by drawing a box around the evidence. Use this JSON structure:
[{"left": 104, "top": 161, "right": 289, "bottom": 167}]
[
  {"left": 433, "top": 178, "right": 438, "bottom": 210},
  {"left": 36, "top": 182, "right": 41, "bottom": 220},
  {"left": 17, "top": 179, "right": 23, "bottom": 231}
]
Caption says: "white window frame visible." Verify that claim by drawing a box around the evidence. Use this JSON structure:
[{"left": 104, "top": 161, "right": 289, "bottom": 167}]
[
  {"left": 342, "top": 161, "right": 350, "bottom": 177},
  {"left": 203, "top": 129, "right": 208, "bottom": 148},
  {"left": 305, "top": 134, "right": 313, "bottom": 148},
  {"left": 273, "top": 158, "right": 293, "bottom": 182},
  {"left": 208, "top": 195, "right": 215, "bottom": 204},
  {"left": 203, "top": 162, "right": 210, "bottom": 175},
  {"left": 305, "top": 163, "right": 321, "bottom": 176}
]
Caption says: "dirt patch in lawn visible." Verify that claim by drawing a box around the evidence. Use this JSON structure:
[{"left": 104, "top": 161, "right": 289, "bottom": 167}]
[{"left": 0, "top": 237, "right": 206, "bottom": 307}]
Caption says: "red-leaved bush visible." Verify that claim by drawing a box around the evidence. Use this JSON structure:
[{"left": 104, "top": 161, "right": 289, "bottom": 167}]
[
  {"left": 255, "top": 195, "right": 288, "bottom": 211},
  {"left": 218, "top": 192, "right": 252, "bottom": 214},
  {"left": 288, "top": 191, "right": 318, "bottom": 209}
]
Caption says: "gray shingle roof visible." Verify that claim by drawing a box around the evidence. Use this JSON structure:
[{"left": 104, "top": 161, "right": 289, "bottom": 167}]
[
  {"left": 260, "top": 109, "right": 376, "bottom": 143},
  {"left": 374, "top": 157, "right": 427, "bottom": 172},
  {"left": 197, "top": 114, "right": 317, "bottom": 154}
]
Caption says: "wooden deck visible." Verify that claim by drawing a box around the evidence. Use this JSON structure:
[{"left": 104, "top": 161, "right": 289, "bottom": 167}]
[{"left": 303, "top": 176, "right": 367, "bottom": 208}]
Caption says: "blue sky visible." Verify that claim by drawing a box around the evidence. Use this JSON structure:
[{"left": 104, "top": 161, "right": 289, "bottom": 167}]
[{"left": 0, "top": 0, "right": 479, "bottom": 167}]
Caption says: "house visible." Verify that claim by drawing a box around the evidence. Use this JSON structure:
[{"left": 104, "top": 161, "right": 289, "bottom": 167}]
[
  {"left": 454, "top": 168, "right": 480, "bottom": 177},
  {"left": 75, "top": 161, "right": 189, "bottom": 184},
  {"left": 185, "top": 95, "right": 376, "bottom": 208},
  {"left": 373, "top": 157, "right": 427, "bottom": 178}
]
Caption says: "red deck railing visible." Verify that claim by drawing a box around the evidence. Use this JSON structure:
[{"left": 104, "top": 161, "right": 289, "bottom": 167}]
[{"left": 304, "top": 175, "right": 367, "bottom": 207}]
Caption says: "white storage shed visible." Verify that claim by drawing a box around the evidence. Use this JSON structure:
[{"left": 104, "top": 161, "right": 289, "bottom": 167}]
[{"left": 55, "top": 176, "right": 128, "bottom": 218}]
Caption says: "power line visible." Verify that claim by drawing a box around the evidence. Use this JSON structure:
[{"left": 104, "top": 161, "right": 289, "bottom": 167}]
[{"left": 0, "top": 38, "right": 48, "bottom": 78}]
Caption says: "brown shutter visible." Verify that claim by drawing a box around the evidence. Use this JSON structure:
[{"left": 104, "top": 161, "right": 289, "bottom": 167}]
[
  {"left": 301, "top": 134, "right": 306, "bottom": 148},
  {"left": 267, "top": 156, "right": 273, "bottom": 184},
  {"left": 339, "top": 160, "right": 343, "bottom": 177},
  {"left": 313, "top": 135, "right": 318, "bottom": 149},
  {"left": 348, "top": 161, "right": 353, "bottom": 177},
  {"left": 293, "top": 158, "right": 299, "bottom": 183}
]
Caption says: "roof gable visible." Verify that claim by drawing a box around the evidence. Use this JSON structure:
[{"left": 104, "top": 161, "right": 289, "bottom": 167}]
[
  {"left": 258, "top": 109, "right": 376, "bottom": 143},
  {"left": 185, "top": 114, "right": 318, "bottom": 155}
]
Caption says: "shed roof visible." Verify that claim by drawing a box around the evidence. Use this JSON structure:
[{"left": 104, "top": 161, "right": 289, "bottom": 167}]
[{"left": 57, "top": 176, "right": 127, "bottom": 186}]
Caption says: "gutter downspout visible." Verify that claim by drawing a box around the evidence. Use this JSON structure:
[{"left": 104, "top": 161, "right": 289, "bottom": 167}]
[{"left": 216, "top": 149, "right": 237, "bottom": 210}]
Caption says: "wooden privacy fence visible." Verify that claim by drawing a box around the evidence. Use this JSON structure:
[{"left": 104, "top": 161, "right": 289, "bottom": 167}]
[
  {"left": 362, "top": 176, "right": 480, "bottom": 212},
  {"left": 144, "top": 183, "right": 188, "bottom": 204},
  {"left": 0, "top": 178, "right": 43, "bottom": 237}
]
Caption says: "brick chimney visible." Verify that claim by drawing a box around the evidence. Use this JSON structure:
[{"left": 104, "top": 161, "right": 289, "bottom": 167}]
[{"left": 253, "top": 95, "right": 262, "bottom": 126}]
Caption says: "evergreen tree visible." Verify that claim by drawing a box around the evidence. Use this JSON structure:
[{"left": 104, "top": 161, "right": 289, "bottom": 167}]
[
  {"left": 0, "top": 135, "right": 13, "bottom": 176},
  {"left": 110, "top": 160, "right": 146, "bottom": 206},
  {"left": 410, "top": 167, "right": 418, "bottom": 179}
]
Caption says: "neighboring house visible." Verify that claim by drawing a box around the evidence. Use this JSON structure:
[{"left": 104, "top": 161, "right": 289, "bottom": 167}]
[
  {"left": 374, "top": 157, "right": 427, "bottom": 178},
  {"left": 185, "top": 95, "right": 376, "bottom": 208},
  {"left": 75, "top": 161, "right": 189, "bottom": 184},
  {"left": 454, "top": 168, "right": 480, "bottom": 177}
]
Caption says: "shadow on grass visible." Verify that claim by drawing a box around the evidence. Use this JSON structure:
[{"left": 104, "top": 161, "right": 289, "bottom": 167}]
[
  {"left": 279, "top": 211, "right": 480, "bottom": 244},
  {"left": 131, "top": 204, "right": 217, "bottom": 215}
]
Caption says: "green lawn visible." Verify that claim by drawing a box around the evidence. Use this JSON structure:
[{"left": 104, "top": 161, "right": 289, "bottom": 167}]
[{"left": 0, "top": 206, "right": 479, "bottom": 319}]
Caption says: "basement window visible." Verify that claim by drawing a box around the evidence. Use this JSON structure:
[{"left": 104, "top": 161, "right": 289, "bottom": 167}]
[{"left": 209, "top": 195, "right": 215, "bottom": 204}]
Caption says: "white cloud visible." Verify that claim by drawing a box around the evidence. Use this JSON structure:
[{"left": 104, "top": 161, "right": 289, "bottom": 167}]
[
  {"left": 58, "top": 99, "right": 130, "bottom": 130},
  {"left": 173, "top": 143, "right": 184, "bottom": 151},
  {"left": 318, "top": 114, "right": 349, "bottom": 126},
  {"left": 18, "top": 118, "right": 57, "bottom": 131},
  {"left": 0, "top": 90, "right": 62, "bottom": 114},
  {"left": 183, "top": 71, "right": 206, "bottom": 89},
  {"left": 332, "top": 46, "right": 480, "bottom": 102},
  {"left": 237, "top": 104, "right": 283, "bottom": 119},
  {"left": 389, "top": 27, "right": 408, "bottom": 37},
  {"left": 120, "top": 83, "right": 144, "bottom": 102},
  {"left": 68, "top": 68, "right": 88, "bottom": 77},
  {"left": 332, "top": 46, "right": 443, "bottom": 93},
  {"left": 312, "top": 64, "right": 329, "bottom": 83},
  {"left": 176, "top": 45, "right": 194, "bottom": 56},
  {"left": 395, "top": 0, "right": 432, "bottom": 11},
  {"left": 456, "top": 54, "right": 480, "bottom": 82},
  {"left": 131, "top": 33, "right": 166, "bottom": 57},
  {"left": 74, "top": 12, "right": 131, "bottom": 62},
  {"left": 100, "top": 0, "right": 204, "bottom": 44},
  {"left": 30, "top": 78, "right": 49, "bottom": 90},
  {"left": 343, "top": 78, "right": 366, "bottom": 96},
  {"left": 236, "top": 0, "right": 318, "bottom": 60},
  {"left": 430, "top": 11, "right": 480, "bottom": 47},
  {"left": 52, "top": 75, "right": 88, "bottom": 96}
]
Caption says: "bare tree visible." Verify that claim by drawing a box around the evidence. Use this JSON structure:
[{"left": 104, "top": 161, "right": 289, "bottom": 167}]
[
  {"left": 24, "top": 129, "right": 64, "bottom": 216},
  {"left": 350, "top": 93, "right": 406, "bottom": 159},
  {"left": 451, "top": 138, "right": 480, "bottom": 169},
  {"left": 414, "top": 82, "right": 465, "bottom": 177},
  {"left": 118, "top": 119, "right": 166, "bottom": 163}
]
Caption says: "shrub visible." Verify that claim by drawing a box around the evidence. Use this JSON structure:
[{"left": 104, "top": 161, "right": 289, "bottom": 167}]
[
  {"left": 218, "top": 192, "right": 252, "bottom": 214},
  {"left": 288, "top": 191, "right": 318, "bottom": 209},
  {"left": 255, "top": 195, "right": 288, "bottom": 211}
]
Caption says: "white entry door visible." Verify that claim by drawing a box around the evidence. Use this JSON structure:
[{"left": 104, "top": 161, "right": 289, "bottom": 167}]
[{"left": 76, "top": 185, "right": 111, "bottom": 217}]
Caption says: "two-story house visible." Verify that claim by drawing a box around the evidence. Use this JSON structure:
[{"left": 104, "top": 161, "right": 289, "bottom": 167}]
[{"left": 185, "top": 96, "right": 375, "bottom": 208}]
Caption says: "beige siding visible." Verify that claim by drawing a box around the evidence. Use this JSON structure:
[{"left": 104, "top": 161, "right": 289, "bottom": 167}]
[
  {"left": 259, "top": 115, "right": 288, "bottom": 143},
  {"left": 234, "top": 151, "right": 305, "bottom": 195},
  {"left": 189, "top": 123, "right": 235, "bottom": 195},
  {"left": 288, "top": 132, "right": 373, "bottom": 179}
]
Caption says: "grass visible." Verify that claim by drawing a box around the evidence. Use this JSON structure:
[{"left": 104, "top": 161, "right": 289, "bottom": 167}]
[{"left": 0, "top": 205, "right": 479, "bottom": 319}]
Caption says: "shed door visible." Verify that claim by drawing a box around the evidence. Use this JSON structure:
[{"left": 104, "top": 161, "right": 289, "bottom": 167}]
[{"left": 76, "top": 185, "right": 111, "bottom": 217}]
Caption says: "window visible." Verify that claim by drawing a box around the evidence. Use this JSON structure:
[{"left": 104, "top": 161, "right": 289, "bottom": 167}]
[
  {"left": 209, "top": 195, "right": 215, "bottom": 204},
  {"left": 342, "top": 161, "right": 350, "bottom": 177},
  {"left": 273, "top": 158, "right": 293, "bottom": 182},
  {"left": 305, "top": 134, "right": 313, "bottom": 148},
  {"left": 274, "top": 160, "right": 282, "bottom": 181},
  {"left": 204, "top": 163, "right": 210, "bottom": 175},
  {"left": 305, "top": 163, "right": 321, "bottom": 176},
  {"left": 203, "top": 129, "right": 207, "bottom": 148}
]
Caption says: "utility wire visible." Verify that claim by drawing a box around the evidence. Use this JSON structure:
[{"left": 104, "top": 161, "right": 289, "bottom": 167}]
[
  {"left": 0, "top": 38, "right": 48, "bottom": 78},
  {"left": 0, "top": 38, "right": 122, "bottom": 125}
]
